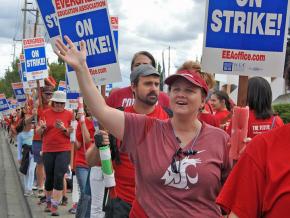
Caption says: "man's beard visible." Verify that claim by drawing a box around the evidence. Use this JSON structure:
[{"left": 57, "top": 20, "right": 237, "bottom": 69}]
[{"left": 136, "top": 91, "right": 158, "bottom": 106}]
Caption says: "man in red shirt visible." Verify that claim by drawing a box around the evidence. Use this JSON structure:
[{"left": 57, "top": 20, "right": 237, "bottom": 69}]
[
  {"left": 106, "top": 51, "right": 169, "bottom": 108},
  {"left": 87, "top": 64, "right": 171, "bottom": 217}
]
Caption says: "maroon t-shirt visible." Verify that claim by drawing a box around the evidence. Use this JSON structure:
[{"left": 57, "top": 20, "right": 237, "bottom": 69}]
[
  {"left": 106, "top": 86, "right": 170, "bottom": 108},
  {"left": 122, "top": 113, "right": 231, "bottom": 217}
]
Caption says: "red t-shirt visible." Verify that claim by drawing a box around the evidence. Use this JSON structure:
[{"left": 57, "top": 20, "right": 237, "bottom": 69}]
[
  {"left": 106, "top": 86, "right": 170, "bottom": 108},
  {"left": 198, "top": 112, "right": 220, "bottom": 127},
  {"left": 114, "top": 105, "right": 169, "bottom": 205},
  {"left": 75, "top": 118, "right": 95, "bottom": 168},
  {"left": 204, "top": 102, "right": 214, "bottom": 114},
  {"left": 41, "top": 108, "right": 73, "bottom": 152},
  {"left": 217, "top": 124, "right": 290, "bottom": 218},
  {"left": 247, "top": 110, "right": 284, "bottom": 138},
  {"left": 33, "top": 104, "right": 50, "bottom": 141},
  {"left": 227, "top": 110, "right": 284, "bottom": 138},
  {"left": 214, "top": 110, "right": 231, "bottom": 125},
  {"left": 122, "top": 114, "right": 231, "bottom": 217}
]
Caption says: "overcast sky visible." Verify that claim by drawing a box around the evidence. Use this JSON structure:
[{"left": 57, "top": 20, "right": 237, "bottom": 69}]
[{"left": 0, "top": 0, "right": 206, "bottom": 87}]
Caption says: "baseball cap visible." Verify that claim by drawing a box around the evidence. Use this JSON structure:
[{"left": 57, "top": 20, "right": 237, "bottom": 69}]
[
  {"left": 130, "top": 64, "right": 160, "bottom": 83},
  {"left": 51, "top": 91, "right": 66, "bottom": 103},
  {"left": 164, "top": 69, "right": 209, "bottom": 95}
]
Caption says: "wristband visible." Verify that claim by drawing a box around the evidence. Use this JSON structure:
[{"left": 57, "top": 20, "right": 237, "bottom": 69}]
[{"left": 94, "top": 134, "right": 105, "bottom": 148}]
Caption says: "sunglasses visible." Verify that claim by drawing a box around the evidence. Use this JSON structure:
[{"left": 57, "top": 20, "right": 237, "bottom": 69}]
[
  {"left": 16, "top": 109, "right": 20, "bottom": 111},
  {"left": 54, "top": 102, "right": 65, "bottom": 105},
  {"left": 44, "top": 92, "right": 53, "bottom": 96},
  {"left": 171, "top": 148, "right": 198, "bottom": 174}
]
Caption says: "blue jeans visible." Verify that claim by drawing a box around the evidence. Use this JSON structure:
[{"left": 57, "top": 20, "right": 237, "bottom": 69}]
[{"left": 76, "top": 167, "right": 91, "bottom": 218}]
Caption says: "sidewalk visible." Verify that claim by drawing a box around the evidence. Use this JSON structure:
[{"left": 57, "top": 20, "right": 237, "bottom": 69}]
[{"left": 5, "top": 131, "right": 75, "bottom": 218}]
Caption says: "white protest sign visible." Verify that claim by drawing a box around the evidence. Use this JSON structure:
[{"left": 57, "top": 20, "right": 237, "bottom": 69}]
[
  {"left": 58, "top": 80, "right": 67, "bottom": 91},
  {"left": 12, "top": 82, "right": 26, "bottom": 104},
  {"left": 202, "top": 0, "right": 290, "bottom": 77},
  {"left": 0, "top": 94, "right": 10, "bottom": 113},
  {"left": 54, "top": 0, "right": 122, "bottom": 91},
  {"left": 23, "top": 37, "right": 48, "bottom": 81}
]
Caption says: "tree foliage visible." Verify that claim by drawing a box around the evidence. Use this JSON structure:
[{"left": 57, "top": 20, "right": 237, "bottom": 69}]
[
  {"left": 0, "top": 59, "right": 20, "bottom": 98},
  {"left": 273, "top": 103, "right": 290, "bottom": 124},
  {"left": 0, "top": 59, "right": 66, "bottom": 98},
  {"left": 48, "top": 60, "right": 66, "bottom": 85}
]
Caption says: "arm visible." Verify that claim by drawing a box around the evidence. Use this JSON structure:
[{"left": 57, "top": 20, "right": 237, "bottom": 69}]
[
  {"left": 86, "top": 145, "right": 101, "bottom": 167},
  {"left": 16, "top": 134, "right": 22, "bottom": 163},
  {"left": 228, "top": 212, "right": 239, "bottom": 218},
  {"left": 80, "top": 121, "right": 91, "bottom": 144},
  {"left": 85, "top": 130, "right": 109, "bottom": 167},
  {"left": 25, "top": 108, "right": 37, "bottom": 125},
  {"left": 36, "top": 120, "right": 46, "bottom": 135},
  {"left": 55, "top": 36, "right": 124, "bottom": 140}
]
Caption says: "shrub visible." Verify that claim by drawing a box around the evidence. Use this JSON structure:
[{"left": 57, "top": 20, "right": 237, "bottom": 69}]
[{"left": 273, "top": 104, "right": 290, "bottom": 124}]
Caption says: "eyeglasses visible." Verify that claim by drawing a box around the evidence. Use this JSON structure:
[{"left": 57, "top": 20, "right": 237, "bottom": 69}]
[
  {"left": 171, "top": 148, "right": 198, "bottom": 174},
  {"left": 54, "top": 102, "right": 65, "bottom": 105},
  {"left": 16, "top": 109, "right": 20, "bottom": 111},
  {"left": 44, "top": 93, "right": 53, "bottom": 96}
]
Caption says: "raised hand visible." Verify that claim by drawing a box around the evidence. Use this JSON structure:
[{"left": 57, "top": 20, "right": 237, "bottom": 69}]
[{"left": 55, "top": 35, "right": 87, "bottom": 71}]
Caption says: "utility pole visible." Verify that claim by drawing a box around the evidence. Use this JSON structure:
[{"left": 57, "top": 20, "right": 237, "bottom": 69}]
[
  {"left": 12, "top": 41, "right": 16, "bottom": 62},
  {"left": 22, "top": 0, "right": 28, "bottom": 40},
  {"left": 168, "top": 46, "right": 171, "bottom": 76},
  {"left": 34, "top": 9, "right": 39, "bottom": 37}
]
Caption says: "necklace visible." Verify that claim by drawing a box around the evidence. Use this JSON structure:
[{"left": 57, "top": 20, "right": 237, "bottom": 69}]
[{"left": 172, "top": 121, "right": 202, "bottom": 149}]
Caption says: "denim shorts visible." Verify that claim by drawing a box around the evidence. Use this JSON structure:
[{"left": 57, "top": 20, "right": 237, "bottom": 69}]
[{"left": 32, "top": 140, "right": 43, "bottom": 164}]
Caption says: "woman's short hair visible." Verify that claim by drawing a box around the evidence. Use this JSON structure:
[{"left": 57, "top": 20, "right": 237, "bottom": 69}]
[
  {"left": 179, "top": 60, "right": 216, "bottom": 89},
  {"left": 247, "top": 77, "right": 273, "bottom": 119}
]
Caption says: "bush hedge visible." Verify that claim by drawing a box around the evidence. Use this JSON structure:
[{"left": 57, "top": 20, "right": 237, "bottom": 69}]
[{"left": 273, "top": 103, "right": 290, "bottom": 124}]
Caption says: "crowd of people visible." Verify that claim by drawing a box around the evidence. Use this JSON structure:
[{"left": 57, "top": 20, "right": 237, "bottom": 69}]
[{"left": 0, "top": 36, "right": 288, "bottom": 217}]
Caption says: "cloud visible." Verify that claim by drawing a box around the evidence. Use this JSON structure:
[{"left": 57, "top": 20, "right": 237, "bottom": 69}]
[{"left": 0, "top": 0, "right": 206, "bottom": 86}]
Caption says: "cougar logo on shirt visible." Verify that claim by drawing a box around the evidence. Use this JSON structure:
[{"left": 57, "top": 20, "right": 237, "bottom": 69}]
[{"left": 161, "top": 157, "right": 202, "bottom": 190}]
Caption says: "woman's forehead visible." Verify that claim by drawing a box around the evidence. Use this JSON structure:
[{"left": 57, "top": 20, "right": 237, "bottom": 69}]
[{"left": 171, "top": 78, "right": 199, "bottom": 89}]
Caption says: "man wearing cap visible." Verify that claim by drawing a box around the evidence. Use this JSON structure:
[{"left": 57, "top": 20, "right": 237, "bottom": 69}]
[
  {"left": 86, "top": 64, "right": 171, "bottom": 217},
  {"left": 106, "top": 51, "right": 169, "bottom": 109},
  {"left": 37, "top": 90, "right": 73, "bottom": 216}
]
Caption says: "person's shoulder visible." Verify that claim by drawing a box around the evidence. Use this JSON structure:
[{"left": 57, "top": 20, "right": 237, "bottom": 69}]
[
  {"left": 159, "top": 91, "right": 169, "bottom": 97},
  {"left": 246, "top": 124, "right": 290, "bottom": 154},
  {"left": 107, "top": 86, "right": 133, "bottom": 107},
  {"left": 154, "top": 105, "right": 172, "bottom": 118},
  {"left": 110, "top": 86, "right": 132, "bottom": 96},
  {"left": 203, "top": 122, "right": 229, "bottom": 138},
  {"left": 42, "top": 107, "right": 52, "bottom": 114},
  {"left": 262, "top": 123, "right": 289, "bottom": 139},
  {"left": 274, "top": 115, "right": 284, "bottom": 126}
]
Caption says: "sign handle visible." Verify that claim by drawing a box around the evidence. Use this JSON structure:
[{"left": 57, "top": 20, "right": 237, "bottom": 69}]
[
  {"left": 37, "top": 80, "right": 43, "bottom": 109},
  {"left": 237, "top": 76, "right": 248, "bottom": 107}
]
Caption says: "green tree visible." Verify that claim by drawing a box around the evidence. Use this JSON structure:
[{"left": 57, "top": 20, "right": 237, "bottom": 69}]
[
  {"left": 48, "top": 59, "right": 66, "bottom": 86},
  {"left": 0, "top": 59, "right": 66, "bottom": 97},
  {"left": 0, "top": 59, "right": 20, "bottom": 98}
]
